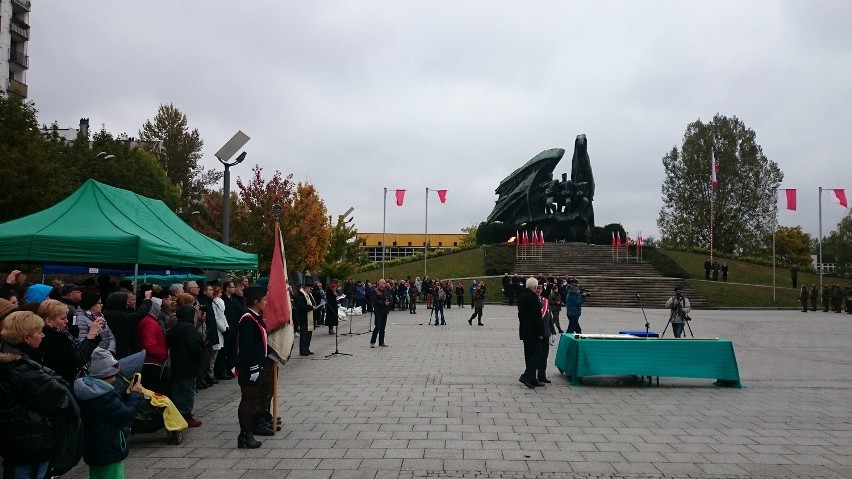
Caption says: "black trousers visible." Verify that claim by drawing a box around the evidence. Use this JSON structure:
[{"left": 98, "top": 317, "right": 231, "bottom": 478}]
[
  {"left": 299, "top": 324, "right": 313, "bottom": 354},
  {"left": 537, "top": 340, "right": 550, "bottom": 380},
  {"left": 522, "top": 339, "right": 541, "bottom": 383}
]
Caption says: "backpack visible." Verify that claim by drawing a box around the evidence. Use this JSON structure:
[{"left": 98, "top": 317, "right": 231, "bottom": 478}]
[{"left": 48, "top": 385, "right": 84, "bottom": 476}]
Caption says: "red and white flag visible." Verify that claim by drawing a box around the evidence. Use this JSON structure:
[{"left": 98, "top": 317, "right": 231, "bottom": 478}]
[
  {"left": 710, "top": 151, "right": 718, "bottom": 189},
  {"left": 267, "top": 223, "right": 294, "bottom": 364},
  {"left": 436, "top": 189, "right": 448, "bottom": 204},
  {"left": 831, "top": 189, "right": 848, "bottom": 208},
  {"left": 394, "top": 189, "right": 406, "bottom": 206},
  {"left": 782, "top": 188, "right": 797, "bottom": 211},
  {"left": 616, "top": 232, "right": 622, "bottom": 247},
  {"left": 637, "top": 233, "right": 643, "bottom": 247},
  {"left": 611, "top": 231, "right": 615, "bottom": 247}
]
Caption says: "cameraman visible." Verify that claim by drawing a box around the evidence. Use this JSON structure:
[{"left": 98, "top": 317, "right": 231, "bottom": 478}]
[
  {"left": 565, "top": 280, "right": 589, "bottom": 334},
  {"left": 665, "top": 286, "right": 691, "bottom": 338}
]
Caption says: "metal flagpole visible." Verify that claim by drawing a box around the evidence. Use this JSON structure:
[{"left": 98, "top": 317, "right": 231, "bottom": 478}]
[
  {"left": 710, "top": 187, "right": 715, "bottom": 266},
  {"left": 424, "top": 187, "right": 429, "bottom": 278},
  {"left": 772, "top": 187, "right": 777, "bottom": 302},
  {"left": 382, "top": 188, "right": 387, "bottom": 278},
  {"left": 818, "top": 187, "right": 823, "bottom": 292}
]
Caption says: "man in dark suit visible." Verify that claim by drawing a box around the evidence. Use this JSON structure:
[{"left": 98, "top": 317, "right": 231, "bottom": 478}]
[
  {"left": 517, "top": 277, "right": 543, "bottom": 389},
  {"left": 293, "top": 283, "right": 317, "bottom": 356}
]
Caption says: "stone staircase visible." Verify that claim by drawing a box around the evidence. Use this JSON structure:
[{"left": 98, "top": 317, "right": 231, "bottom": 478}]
[{"left": 511, "top": 242, "right": 709, "bottom": 309}]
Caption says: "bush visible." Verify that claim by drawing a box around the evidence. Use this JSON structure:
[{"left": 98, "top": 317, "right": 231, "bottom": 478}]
[
  {"left": 483, "top": 244, "right": 516, "bottom": 275},
  {"left": 643, "top": 246, "right": 690, "bottom": 278},
  {"left": 476, "top": 222, "right": 518, "bottom": 245}
]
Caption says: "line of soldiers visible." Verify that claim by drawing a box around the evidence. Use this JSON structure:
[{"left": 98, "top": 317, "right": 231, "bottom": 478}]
[{"left": 800, "top": 283, "right": 852, "bottom": 313}]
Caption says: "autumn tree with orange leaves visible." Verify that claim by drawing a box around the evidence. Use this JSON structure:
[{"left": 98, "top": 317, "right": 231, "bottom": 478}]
[{"left": 234, "top": 166, "right": 330, "bottom": 274}]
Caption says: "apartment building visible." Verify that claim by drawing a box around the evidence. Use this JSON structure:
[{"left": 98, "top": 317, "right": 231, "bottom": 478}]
[{"left": 1, "top": 0, "right": 30, "bottom": 98}]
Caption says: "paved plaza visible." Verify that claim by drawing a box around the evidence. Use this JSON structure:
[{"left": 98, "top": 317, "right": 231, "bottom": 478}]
[{"left": 67, "top": 304, "right": 852, "bottom": 479}]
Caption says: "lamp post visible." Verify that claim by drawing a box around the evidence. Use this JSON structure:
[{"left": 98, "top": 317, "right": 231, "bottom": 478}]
[
  {"left": 78, "top": 151, "right": 116, "bottom": 182},
  {"left": 214, "top": 131, "right": 250, "bottom": 245}
]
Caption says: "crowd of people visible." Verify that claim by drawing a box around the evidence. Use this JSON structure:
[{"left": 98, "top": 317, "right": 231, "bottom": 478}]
[
  {"left": 0, "top": 270, "right": 286, "bottom": 477},
  {"left": 800, "top": 283, "right": 852, "bottom": 313}
]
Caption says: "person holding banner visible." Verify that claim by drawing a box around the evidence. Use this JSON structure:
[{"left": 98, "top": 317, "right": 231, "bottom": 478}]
[{"left": 235, "top": 285, "right": 269, "bottom": 449}]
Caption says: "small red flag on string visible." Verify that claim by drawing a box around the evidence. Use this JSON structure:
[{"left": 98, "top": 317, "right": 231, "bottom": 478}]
[{"left": 395, "top": 189, "right": 406, "bottom": 206}]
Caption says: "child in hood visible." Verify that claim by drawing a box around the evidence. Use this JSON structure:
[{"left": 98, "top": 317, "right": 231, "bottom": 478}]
[{"left": 74, "top": 348, "right": 144, "bottom": 479}]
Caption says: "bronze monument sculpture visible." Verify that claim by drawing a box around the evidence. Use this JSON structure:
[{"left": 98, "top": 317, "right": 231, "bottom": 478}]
[{"left": 486, "top": 134, "right": 595, "bottom": 242}]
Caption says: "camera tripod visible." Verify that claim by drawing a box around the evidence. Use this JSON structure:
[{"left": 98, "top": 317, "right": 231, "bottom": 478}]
[{"left": 660, "top": 297, "right": 694, "bottom": 338}]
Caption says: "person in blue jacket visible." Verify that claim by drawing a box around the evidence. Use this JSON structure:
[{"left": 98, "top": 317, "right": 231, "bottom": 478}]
[
  {"left": 74, "top": 347, "right": 144, "bottom": 479},
  {"left": 565, "top": 282, "right": 588, "bottom": 334}
]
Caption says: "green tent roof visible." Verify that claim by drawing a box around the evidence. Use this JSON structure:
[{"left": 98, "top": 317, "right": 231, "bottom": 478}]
[{"left": 0, "top": 180, "right": 258, "bottom": 269}]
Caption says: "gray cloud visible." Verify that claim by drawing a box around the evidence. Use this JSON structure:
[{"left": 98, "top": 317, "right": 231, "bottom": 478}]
[{"left": 27, "top": 1, "right": 852, "bottom": 242}]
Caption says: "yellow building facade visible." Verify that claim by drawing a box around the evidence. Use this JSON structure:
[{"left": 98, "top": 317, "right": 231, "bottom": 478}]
[{"left": 357, "top": 232, "right": 466, "bottom": 262}]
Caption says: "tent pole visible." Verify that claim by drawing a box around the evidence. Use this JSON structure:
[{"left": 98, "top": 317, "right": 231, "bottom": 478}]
[{"left": 133, "top": 264, "right": 139, "bottom": 296}]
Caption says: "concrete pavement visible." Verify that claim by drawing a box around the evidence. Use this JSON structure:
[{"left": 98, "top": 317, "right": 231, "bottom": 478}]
[{"left": 66, "top": 304, "right": 852, "bottom": 479}]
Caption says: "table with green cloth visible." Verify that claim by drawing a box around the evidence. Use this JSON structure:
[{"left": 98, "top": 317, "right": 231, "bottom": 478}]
[{"left": 554, "top": 333, "right": 742, "bottom": 387}]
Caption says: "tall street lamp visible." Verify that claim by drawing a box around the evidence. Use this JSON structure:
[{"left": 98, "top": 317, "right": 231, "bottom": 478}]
[{"left": 214, "top": 131, "right": 250, "bottom": 245}]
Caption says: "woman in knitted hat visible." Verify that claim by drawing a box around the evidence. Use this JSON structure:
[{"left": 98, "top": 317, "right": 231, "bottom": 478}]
[
  {"left": 0, "top": 311, "right": 72, "bottom": 479},
  {"left": 38, "top": 299, "right": 103, "bottom": 384},
  {"left": 75, "top": 293, "right": 116, "bottom": 355}
]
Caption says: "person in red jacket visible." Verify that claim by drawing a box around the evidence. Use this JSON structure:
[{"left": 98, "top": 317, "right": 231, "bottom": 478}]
[{"left": 136, "top": 297, "right": 168, "bottom": 392}]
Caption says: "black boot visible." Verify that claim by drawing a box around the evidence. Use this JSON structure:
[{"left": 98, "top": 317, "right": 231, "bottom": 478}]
[
  {"left": 252, "top": 416, "right": 275, "bottom": 436},
  {"left": 237, "top": 432, "right": 262, "bottom": 449}
]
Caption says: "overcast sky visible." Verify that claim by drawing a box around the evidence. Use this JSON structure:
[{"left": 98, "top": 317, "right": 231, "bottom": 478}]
[{"left": 27, "top": 1, "right": 851, "bottom": 242}]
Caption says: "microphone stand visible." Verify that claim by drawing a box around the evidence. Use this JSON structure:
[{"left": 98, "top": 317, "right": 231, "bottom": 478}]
[
  {"left": 325, "top": 305, "right": 352, "bottom": 358},
  {"left": 636, "top": 293, "right": 650, "bottom": 337}
]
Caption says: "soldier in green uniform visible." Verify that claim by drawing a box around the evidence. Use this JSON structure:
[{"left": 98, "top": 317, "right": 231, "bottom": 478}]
[
  {"left": 810, "top": 284, "right": 819, "bottom": 311},
  {"left": 799, "top": 285, "right": 809, "bottom": 313},
  {"left": 845, "top": 285, "right": 852, "bottom": 314},
  {"left": 822, "top": 285, "right": 831, "bottom": 312},
  {"left": 832, "top": 284, "right": 843, "bottom": 313}
]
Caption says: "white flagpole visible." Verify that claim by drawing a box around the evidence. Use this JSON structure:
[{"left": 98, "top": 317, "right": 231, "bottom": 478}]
[
  {"left": 424, "top": 187, "right": 429, "bottom": 278},
  {"left": 818, "top": 187, "right": 823, "bottom": 293},
  {"left": 382, "top": 188, "right": 387, "bottom": 278},
  {"left": 772, "top": 188, "right": 777, "bottom": 302}
]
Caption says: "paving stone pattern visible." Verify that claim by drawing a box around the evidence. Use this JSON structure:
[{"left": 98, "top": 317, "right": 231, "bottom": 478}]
[{"left": 64, "top": 305, "right": 852, "bottom": 479}]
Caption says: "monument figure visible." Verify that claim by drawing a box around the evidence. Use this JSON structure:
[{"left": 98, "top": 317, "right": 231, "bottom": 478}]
[{"left": 486, "top": 134, "right": 595, "bottom": 242}]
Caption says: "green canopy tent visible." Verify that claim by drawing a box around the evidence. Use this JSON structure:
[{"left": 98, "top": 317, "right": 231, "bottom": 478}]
[{"left": 0, "top": 180, "right": 258, "bottom": 276}]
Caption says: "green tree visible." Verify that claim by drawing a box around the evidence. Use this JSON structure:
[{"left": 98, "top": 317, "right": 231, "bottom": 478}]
[
  {"left": 774, "top": 226, "right": 812, "bottom": 267},
  {"left": 824, "top": 214, "right": 852, "bottom": 274},
  {"left": 658, "top": 114, "right": 783, "bottom": 255},
  {"left": 319, "top": 216, "right": 366, "bottom": 280},
  {"left": 138, "top": 103, "right": 219, "bottom": 208},
  {"left": 0, "top": 95, "right": 69, "bottom": 222},
  {"left": 459, "top": 224, "right": 478, "bottom": 248},
  {"left": 88, "top": 128, "right": 181, "bottom": 208}
]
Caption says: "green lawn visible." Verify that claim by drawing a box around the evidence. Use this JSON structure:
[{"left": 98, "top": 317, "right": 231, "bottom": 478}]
[{"left": 662, "top": 250, "right": 828, "bottom": 308}]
